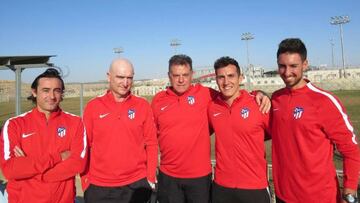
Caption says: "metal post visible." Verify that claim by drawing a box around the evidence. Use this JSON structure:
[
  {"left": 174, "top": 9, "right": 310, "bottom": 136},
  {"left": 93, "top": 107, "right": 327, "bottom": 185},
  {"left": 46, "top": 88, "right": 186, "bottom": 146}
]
[
  {"left": 15, "top": 66, "right": 22, "bottom": 115},
  {"left": 241, "top": 32, "right": 254, "bottom": 90},
  {"left": 246, "top": 40, "right": 250, "bottom": 68},
  {"left": 339, "top": 23, "right": 346, "bottom": 77},
  {"left": 241, "top": 32, "right": 254, "bottom": 69},
  {"left": 80, "top": 83, "right": 84, "bottom": 117},
  {"left": 330, "top": 15, "right": 350, "bottom": 78}
]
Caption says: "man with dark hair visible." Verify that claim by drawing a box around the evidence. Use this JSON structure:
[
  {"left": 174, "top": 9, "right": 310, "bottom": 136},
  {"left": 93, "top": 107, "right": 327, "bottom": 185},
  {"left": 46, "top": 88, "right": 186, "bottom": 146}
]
[
  {"left": 151, "top": 54, "right": 270, "bottom": 203},
  {"left": 213, "top": 56, "right": 241, "bottom": 75},
  {"left": 0, "top": 68, "right": 87, "bottom": 203},
  {"left": 27, "top": 68, "right": 66, "bottom": 103},
  {"left": 209, "top": 56, "right": 271, "bottom": 203},
  {"left": 271, "top": 38, "right": 360, "bottom": 203},
  {"left": 81, "top": 58, "right": 158, "bottom": 203},
  {"left": 276, "top": 38, "right": 307, "bottom": 61}
]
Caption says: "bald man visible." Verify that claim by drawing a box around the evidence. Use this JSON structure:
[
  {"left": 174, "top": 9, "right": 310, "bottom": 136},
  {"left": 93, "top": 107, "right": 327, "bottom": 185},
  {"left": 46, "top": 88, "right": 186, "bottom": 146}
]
[{"left": 81, "top": 58, "right": 158, "bottom": 203}]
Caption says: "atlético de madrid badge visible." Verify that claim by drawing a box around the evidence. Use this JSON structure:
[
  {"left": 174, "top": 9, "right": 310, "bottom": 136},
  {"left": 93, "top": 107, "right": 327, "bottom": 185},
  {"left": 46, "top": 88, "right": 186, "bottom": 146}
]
[
  {"left": 293, "top": 107, "right": 304, "bottom": 119},
  {"left": 57, "top": 127, "right": 66, "bottom": 138},
  {"left": 187, "top": 96, "right": 195, "bottom": 105},
  {"left": 241, "top": 107, "right": 250, "bottom": 119},
  {"left": 128, "top": 109, "right": 136, "bottom": 120}
]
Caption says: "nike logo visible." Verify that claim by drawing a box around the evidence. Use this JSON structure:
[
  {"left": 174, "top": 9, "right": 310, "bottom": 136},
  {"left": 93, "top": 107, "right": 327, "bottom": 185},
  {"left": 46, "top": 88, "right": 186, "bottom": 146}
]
[
  {"left": 99, "top": 113, "right": 110, "bottom": 119},
  {"left": 160, "top": 105, "right": 168, "bottom": 111},
  {"left": 22, "top": 132, "right": 35, "bottom": 138},
  {"left": 273, "top": 108, "right": 279, "bottom": 111},
  {"left": 213, "top": 113, "right": 221, "bottom": 117}
]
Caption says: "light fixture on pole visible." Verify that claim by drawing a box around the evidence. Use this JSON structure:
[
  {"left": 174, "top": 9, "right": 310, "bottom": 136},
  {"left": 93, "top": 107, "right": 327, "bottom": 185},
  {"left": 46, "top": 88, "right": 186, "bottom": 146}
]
[
  {"left": 170, "top": 39, "right": 181, "bottom": 54},
  {"left": 113, "top": 47, "right": 124, "bottom": 57},
  {"left": 241, "top": 32, "right": 254, "bottom": 69},
  {"left": 330, "top": 15, "right": 350, "bottom": 78}
]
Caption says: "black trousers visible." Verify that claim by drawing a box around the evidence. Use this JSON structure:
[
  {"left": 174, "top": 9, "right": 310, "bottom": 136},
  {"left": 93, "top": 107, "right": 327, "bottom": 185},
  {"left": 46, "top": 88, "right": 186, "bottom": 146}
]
[
  {"left": 275, "top": 196, "right": 285, "bottom": 203},
  {"left": 84, "top": 178, "right": 152, "bottom": 203},
  {"left": 212, "top": 182, "right": 271, "bottom": 203},
  {"left": 157, "top": 171, "right": 212, "bottom": 203}
]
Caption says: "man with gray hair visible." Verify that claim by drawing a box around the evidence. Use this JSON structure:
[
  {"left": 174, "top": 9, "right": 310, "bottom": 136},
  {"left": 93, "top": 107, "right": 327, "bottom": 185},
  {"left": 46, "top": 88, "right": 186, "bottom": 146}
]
[{"left": 151, "top": 54, "right": 270, "bottom": 203}]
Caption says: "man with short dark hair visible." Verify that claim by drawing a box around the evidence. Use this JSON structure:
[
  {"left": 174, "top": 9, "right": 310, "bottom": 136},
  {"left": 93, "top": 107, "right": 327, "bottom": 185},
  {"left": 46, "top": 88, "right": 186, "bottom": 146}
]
[
  {"left": 209, "top": 56, "right": 271, "bottom": 203},
  {"left": 271, "top": 38, "right": 360, "bottom": 203},
  {"left": 0, "top": 68, "right": 87, "bottom": 203},
  {"left": 151, "top": 54, "right": 270, "bottom": 203},
  {"left": 81, "top": 58, "right": 158, "bottom": 203}
]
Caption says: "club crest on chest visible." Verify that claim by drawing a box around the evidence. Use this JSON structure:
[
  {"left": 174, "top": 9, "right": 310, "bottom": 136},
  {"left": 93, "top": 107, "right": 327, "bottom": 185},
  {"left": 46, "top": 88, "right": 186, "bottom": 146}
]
[
  {"left": 128, "top": 109, "right": 136, "bottom": 120},
  {"left": 293, "top": 107, "right": 304, "bottom": 119},
  {"left": 57, "top": 127, "right": 66, "bottom": 138},
  {"left": 187, "top": 96, "right": 195, "bottom": 105},
  {"left": 241, "top": 107, "right": 250, "bottom": 119}
]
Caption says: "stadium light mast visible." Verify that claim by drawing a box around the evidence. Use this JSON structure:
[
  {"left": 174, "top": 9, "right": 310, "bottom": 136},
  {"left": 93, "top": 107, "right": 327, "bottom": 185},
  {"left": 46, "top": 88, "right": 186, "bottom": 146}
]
[
  {"left": 330, "top": 15, "right": 350, "bottom": 78},
  {"left": 113, "top": 47, "right": 124, "bottom": 57},
  {"left": 330, "top": 39, "right": 335, "bottom": 68},
  {"left": 241, "top": 32, "right": 254, "bottom": 69},
  {"left": 170, "top": 39, "right": 181, "bottom": 54}
]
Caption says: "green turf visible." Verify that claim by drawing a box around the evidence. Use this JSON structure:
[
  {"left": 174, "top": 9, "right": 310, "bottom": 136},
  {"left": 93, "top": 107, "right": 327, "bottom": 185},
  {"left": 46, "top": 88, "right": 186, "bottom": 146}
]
[{"left": 333, "top": 90, "right": 360, "bottom": 136}]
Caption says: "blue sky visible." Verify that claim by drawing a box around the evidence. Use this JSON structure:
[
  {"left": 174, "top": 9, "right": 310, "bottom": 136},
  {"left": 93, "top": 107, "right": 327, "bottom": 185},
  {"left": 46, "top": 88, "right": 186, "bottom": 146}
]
[{"left": 1, "top": 0, "right": 359, "bottom": 82}]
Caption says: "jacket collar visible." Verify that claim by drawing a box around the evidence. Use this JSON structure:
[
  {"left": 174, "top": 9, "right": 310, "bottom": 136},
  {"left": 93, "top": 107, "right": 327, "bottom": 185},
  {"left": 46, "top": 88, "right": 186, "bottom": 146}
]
[{"left": 165, "top": 84, "right": 197, "bottom": 97}]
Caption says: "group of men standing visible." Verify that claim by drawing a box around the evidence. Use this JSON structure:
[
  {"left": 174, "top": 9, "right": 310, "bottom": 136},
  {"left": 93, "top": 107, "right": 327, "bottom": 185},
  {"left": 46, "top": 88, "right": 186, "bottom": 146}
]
[{"left": 1, "top": 38, "right": 359, "bottom": 203}]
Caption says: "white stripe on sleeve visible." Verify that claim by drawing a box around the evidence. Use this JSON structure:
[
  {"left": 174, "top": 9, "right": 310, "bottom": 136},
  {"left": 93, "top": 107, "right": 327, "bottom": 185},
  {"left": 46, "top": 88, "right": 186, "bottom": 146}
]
[
  {"left": 307, "top": 83, "right": 357, "bottom": 144},
  {"left": 3, "top": 119, "right": 11, "bottom": 161},
  {"left": 80, "top": 127, "right": 87, "bottom": 158},
  {"left": 2, "top": 111, "right": 31, "bottom": 160}
]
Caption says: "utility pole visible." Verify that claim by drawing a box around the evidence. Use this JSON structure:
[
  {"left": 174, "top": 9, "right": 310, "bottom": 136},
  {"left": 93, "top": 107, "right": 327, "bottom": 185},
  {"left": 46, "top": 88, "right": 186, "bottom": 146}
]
[
  {"left": 241, "top": 32, "right": 255, "bottom": 69},
  {"left": 330, "top": 15, "right": 350, "bottom": 78}
]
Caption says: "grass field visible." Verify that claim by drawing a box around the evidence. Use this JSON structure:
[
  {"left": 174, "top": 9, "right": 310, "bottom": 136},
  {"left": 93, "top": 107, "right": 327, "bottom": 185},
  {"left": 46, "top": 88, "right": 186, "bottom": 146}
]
[{"left": 0, "top": 90, "right": 359, "bottom": 196}]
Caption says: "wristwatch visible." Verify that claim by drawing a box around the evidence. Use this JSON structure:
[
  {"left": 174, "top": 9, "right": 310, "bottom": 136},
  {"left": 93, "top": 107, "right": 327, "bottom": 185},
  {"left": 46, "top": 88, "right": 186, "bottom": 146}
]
[{"left": 343, "top": 193, "right": 358, "bottom": 203}]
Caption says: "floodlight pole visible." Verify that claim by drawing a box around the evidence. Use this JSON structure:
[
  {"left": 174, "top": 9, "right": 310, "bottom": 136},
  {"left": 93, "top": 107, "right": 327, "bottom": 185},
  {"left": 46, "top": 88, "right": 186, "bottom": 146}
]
[
  {"left": 241, "top": 32, "right": 254, "bottom": 69},
  {"left": 170, "top": 39, "right": 181, "bottom": 55},
  {"left": 241, "top": 32, "right": 255, "bottom": 90},
  {"left": 330, "top": 15, "right": 350, "bottom": 78}
]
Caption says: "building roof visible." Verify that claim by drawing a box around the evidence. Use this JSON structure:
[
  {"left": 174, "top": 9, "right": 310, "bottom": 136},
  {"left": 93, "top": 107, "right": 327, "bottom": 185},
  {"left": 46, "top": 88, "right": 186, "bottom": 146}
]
[{"left": 0, "top": 55, "right": 55, "bottom": 70}]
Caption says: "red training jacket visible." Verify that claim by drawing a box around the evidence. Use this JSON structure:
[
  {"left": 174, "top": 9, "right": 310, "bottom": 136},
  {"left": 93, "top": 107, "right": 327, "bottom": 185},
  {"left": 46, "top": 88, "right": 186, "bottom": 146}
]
[
  {"left": 208, "top": 90, "right": 269, "bottom": 189},
  {"left": 0, "top": 108, "right": 87, "bottom": 203},
  {"left": 152, "top": 84, "right": 218, "bottom": 178},
  {"left": 81, "top": 90, "right": 158, "bottom": 190},
  {"left": 271, "top": 81, "right": 360, "bottom": 203}
]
